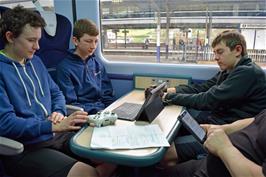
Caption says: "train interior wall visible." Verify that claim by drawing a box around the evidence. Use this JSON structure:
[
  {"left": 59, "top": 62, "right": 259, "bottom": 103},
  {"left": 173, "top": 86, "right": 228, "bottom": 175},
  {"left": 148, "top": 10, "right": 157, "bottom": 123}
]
[{"left": 52, "top": 0, "right": 266, "bottom": 99}]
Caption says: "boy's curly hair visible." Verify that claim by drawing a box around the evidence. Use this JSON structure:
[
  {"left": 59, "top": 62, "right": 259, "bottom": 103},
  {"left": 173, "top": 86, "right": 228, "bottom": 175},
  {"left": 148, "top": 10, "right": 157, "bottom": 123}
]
[{"left": 0, "top": 5, "right": 46, "bottom": 44}]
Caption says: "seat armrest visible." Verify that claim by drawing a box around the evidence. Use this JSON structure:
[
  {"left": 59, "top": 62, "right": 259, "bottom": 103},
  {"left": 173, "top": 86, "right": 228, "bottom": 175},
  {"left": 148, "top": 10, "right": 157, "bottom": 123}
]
[
  {"left": 0, "top": 137, "right": 24, "bottom": 155},
  {"left": 66, "top": 105, "right": 84, "bottom": 115}
]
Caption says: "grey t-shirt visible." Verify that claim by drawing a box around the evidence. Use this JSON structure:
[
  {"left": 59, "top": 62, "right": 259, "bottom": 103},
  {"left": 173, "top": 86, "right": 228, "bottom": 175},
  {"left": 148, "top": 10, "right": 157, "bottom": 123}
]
[{"left": 207, "top": 109, "right": 266, "bottom": 177}]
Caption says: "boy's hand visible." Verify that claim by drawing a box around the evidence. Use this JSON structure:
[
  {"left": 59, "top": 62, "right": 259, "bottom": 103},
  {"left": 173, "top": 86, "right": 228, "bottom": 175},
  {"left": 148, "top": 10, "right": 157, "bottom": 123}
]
[
  {"left": 144, "top": 84, "right": 167, "bottom": 99},
  {"left": 204, "top": 128, "right": 233, "bottom": 156},
  {"left": 52, "top": 111, "right": 88, "bottom": 132},
  {"left": 200, "top": 124, "right": 222, "bottom": 133},
  {"left": 48, "top": 112, "right": 65, "bottom": 124},
  {"left": 166, "top": 87, "right": 176, "bottom": 93},
  {"left": 144, "top": 85, "right": 157, "bottom": 99}
]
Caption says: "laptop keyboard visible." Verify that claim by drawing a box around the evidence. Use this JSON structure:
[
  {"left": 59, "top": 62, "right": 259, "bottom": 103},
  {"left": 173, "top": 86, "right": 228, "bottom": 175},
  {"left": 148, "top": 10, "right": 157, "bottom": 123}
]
[{"left": 112, "top": 102, "right": 142, "bottom": 121}]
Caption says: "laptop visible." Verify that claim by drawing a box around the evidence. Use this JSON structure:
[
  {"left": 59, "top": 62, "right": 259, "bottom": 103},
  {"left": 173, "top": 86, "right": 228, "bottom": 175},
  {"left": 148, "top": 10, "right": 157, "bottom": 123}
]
[{"left": 112, "top": 82, "right": 166, "bottom": 122}]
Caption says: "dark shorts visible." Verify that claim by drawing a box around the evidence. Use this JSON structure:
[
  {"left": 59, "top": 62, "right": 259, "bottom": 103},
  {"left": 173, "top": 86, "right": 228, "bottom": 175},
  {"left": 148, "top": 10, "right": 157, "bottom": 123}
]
[
  {"left": 160, "top": 158, "right": 207, "bottom": 177},
  {"left": 160, "top": 154, "right": 231, "bottom": 177},
  {"left": 175, "top": 135, "right": 207, "bottom": 162},
  {"left": 2, "top": 132, "right": 88, "bottom": 177}
]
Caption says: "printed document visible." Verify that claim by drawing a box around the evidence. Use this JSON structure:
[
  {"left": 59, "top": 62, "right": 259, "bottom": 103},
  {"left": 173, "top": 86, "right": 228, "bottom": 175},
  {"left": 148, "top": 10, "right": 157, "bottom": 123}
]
[{"left": 90, "top": 124, "right": 170, "bottom": 149}]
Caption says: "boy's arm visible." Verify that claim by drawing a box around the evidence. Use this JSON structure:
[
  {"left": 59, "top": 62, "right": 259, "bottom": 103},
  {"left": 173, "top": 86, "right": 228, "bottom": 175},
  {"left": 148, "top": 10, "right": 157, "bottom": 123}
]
[
  {"left": 222, "top": 118, "right": 254, "bottom": 134},
  {"left": 219, "top": 145, "right": 264, "bottom": 177},
  {"left": 168, "top": 72, "right": 219, "bottom": 94},
  {"left": 204, "top": 128, "right": 264, "bottom": 177},
  {"left": 100, "top": 66, "right": 114, "bottom": 107},
  {"left": 48, "top": 73, "right": 66, "bottom": 115},
  {"left": 0, "top": 81, "right": 52, "bottom": 139},
  {"left": 56, "top": 65, "right": 84, "bottom": 109},
  {"left": 164, "top": 68, "right": 256, "bottom": 110},
  {"left": 201, "top": 118, "right": 254, "bottom": 135}
]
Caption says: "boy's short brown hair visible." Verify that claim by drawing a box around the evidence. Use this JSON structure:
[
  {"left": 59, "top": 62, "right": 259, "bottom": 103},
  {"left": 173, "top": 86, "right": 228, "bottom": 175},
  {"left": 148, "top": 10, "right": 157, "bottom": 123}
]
[
  {"left": 73, "top": 19, "right": 99, "bottom": 39},
  {"left": 212, "top": 30, "right": 247, "bottom": 56}
]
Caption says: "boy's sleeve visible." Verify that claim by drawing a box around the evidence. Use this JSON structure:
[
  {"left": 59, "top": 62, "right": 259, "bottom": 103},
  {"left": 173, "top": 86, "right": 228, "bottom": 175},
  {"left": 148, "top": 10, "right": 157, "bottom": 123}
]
[
  {"left": 165, "top": 68, "right": 256, "bottom": 110},
  {"left": 48, "top": 72, "right": 66, "bottom": 115},
  {"left": 100, "top": 66, "right": 115, "bottom": 107},
  {"left": 174, "top": 72, "right": 219, "bottom": 94},
  {"left": 0, "top": 78, "right": 52, "bottom": 140},
  {"left": 56, "top": 64, "right": 81, "bottom": 106}
]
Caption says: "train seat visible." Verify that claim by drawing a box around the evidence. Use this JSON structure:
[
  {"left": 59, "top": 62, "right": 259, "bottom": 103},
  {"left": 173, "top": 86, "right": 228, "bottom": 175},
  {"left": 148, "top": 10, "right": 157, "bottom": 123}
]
[
  {"left": 0, "top": 6, "right": 10, "bottom": 50},
  {"left": 34, "top": 11, "right": 83, "bottom": 115},
  {"left": 0, "top": 137, "right": 24, "bottom": 177},
  {"left": 35, "top": 11, "right": 72, "bottom": 80}
]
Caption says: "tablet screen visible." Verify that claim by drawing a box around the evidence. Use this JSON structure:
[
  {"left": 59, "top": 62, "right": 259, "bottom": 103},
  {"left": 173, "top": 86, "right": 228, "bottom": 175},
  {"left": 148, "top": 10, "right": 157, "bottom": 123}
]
[{"left": 178, "top": 110, "right": 206, "bottom": 143}]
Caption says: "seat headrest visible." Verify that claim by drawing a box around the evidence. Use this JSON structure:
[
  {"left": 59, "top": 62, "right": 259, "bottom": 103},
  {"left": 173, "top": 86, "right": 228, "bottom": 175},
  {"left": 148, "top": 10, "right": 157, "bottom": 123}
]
[
  {"left": 35, "top": 13, "right": 72, "bottom": 69},
  {"left": 33, "top": 0, "right": 57, "bottom": 36},
  {"left": 0, "top": 6, "right": 10, "bottom": 50},
  {"left": 39, "top": 11, "right": 57, "bottom": 36}
]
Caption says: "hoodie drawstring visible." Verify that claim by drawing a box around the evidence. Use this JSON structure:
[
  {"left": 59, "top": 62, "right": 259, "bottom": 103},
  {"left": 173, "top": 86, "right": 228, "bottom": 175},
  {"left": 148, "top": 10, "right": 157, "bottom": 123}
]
[
  {"left": 30, "top": 61, "right": 44, "bottom": 96},
  {"left": 12, "top": 62, "right": 32, "bottom": 106},
  {"left": 12, "top": 62, "right": 48, "bottom": 117}
]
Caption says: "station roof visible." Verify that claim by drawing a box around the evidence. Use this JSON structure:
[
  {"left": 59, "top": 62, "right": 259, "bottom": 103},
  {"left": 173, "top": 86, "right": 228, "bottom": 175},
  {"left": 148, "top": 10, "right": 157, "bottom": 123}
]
[{"left": 102, "top": 0, "right": 266, "bottom": 12}]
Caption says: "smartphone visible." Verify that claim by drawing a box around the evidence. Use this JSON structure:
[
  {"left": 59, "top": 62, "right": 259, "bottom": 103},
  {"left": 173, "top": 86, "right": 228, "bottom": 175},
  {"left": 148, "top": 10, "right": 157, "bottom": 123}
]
[{"left": 178, "top": 110, "right": 207, "bottom": 143}]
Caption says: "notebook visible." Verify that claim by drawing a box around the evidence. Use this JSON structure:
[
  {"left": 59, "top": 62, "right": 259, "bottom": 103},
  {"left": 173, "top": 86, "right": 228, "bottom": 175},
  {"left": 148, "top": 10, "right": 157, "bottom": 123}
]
[{"left": 112, "top": 82, "right": 166, "bottom": 122}]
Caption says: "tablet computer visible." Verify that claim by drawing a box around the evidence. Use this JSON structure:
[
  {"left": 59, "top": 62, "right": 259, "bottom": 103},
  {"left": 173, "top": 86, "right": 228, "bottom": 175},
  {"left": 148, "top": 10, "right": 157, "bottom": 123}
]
[
  {"left": 113, "top": 82, "right": 166, "bottom": 122},
  {"left": 178, "top": 110, "right": 207, "bottom": 143}
]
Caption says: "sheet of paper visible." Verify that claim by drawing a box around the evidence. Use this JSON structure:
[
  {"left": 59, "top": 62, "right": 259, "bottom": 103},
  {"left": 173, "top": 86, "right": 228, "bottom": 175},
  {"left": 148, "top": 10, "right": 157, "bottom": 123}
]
[{"left": 90, "top": 124, "right": 170, "bottom": 149}]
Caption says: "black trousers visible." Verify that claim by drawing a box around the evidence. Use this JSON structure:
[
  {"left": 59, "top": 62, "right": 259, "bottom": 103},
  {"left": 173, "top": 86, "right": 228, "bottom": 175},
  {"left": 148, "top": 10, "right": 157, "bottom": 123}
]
[{"left": 2, "top": 132, "right": 93, "bottom": 177}]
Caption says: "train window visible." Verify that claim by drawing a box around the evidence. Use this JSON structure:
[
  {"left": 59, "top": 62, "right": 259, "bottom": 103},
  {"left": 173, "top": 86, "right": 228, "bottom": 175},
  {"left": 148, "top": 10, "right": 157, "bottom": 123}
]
[{"left": 100, "top": 0, "right": 266, "bottom": 66}]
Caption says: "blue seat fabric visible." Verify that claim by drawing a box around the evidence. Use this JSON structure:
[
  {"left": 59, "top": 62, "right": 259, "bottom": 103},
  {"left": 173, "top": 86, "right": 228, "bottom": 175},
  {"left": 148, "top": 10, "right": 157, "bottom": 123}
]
[{"left": 35, "top": 12, "right": 72, "bottom": 78}]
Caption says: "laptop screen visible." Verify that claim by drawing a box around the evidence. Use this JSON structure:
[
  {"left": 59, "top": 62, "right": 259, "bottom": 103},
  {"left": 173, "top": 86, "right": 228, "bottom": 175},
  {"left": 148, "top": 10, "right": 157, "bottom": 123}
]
[{"left": 136, "top": 82, "right": 166, "bottom": 122}]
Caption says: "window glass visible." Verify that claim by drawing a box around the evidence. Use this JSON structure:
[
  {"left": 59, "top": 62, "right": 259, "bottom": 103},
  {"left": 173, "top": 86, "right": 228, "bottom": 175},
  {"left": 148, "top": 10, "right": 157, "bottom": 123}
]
[
  {"left": 100, "top": 0, "right": 266, "bottom": 66},
  {"left": 0, "top": 0, "right": 54, "bottom": 11}
]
